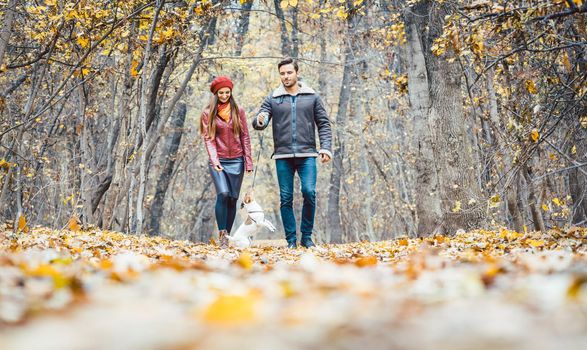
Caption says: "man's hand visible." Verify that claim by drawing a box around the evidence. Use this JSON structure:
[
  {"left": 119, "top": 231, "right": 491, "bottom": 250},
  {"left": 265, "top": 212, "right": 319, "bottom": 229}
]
[
  {"left": 320, "top": 153, "right": 331, "bottom": 164},
  {"left": 256, "top": 113, "right": 267, "bottom": 127},
  {"left": 214, "top": 164, "right": 223, "bottom": 171}
]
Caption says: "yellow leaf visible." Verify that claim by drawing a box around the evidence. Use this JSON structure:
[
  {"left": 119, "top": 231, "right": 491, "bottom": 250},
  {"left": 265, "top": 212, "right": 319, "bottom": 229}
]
[
  {"left": 526, "top": 239, "right": 545, "bottom": 248},
  {"left": 25, "top": 264, "right": 69, "bottom": 288},
  {"left": 567, "top": 276, "right": 587, "bottom": 300},
  {"left": 162, "top": 27, "right": 175, "bottom": 40},
  {"left": 236, "top": 252, "right": 253, "bottom": 270},
  {"left": 525, "top": 80, "right": 537, "bottom": 94},
  {"left": 581, "top": 116, "right": 587, "bottom": 129},
  {"left": 130, "top": 60, "right": 139, "bottom": 78},
  {"left": 530, "top": 128, "right": 539, "bottom": 142},
  {"left": 77, "top": 36, "right": 90, "bottom": 49},
  {"left": 561, "top": 52, "right": 571, "bottom": 72},
  {"left": 552, "top": 198, "right": 562, "bottom": 206},
  {"left": 68, "top": 216, "right": 81, "bottom": 231},
  {"left": 280, "top": 281, "right": 295, "bottom": 298},
  {"left": 203, "top": 294, "right": 256, "bottom": 325},
  {"left": 571, "top": 145, "right": 577, "bottom": 155},
  {"left": 489, "top": 194, "right": 500, "bottom": 208},
  {"left": 451, "top": 200, "right": 462, "bottom": 213},
  {"left": 542, "top": 204, "right": 549, "bottom": 212},
  {"left": 65, "top": 10, "right": 79, "bottom": 21},
  {"left": 549, "top": 153, "right": 556, "bottom": 161},
  {"left": 289, "top": 0, "right": 298, "bottom": 7},
  {"left": 471, "top": 34, "right": 484, "bottom": 56},
  {"left": 335, "top": 7, "right": 348, "bottom": 19},
  {"left": 398, "top": 238, "right": 409, "bottom": 246},
  {"left": 280, "top": 0, "right": 289, "bottom": 8}
]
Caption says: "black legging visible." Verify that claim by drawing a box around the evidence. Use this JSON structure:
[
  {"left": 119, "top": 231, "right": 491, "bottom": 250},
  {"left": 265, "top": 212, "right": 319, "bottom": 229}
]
[{"left": 215, "top": 192, "right": 238, "bottom": 232}]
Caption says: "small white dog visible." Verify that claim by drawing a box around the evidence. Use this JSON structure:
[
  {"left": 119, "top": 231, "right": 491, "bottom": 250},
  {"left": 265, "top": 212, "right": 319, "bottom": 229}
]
[{"left": 227, "top": 190, "right": 276, "bottom": 248}]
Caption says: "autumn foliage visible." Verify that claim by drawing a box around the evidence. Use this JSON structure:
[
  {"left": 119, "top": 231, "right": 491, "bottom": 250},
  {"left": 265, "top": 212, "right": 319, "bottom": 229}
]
[{"left": 1, "top": 226, "right": 586, "bottom": 348}]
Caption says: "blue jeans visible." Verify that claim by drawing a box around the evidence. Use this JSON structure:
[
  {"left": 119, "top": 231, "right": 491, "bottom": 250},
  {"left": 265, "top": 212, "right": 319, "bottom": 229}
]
[{"left": 275, "top": 157, "right": 317, "bottom": 243}]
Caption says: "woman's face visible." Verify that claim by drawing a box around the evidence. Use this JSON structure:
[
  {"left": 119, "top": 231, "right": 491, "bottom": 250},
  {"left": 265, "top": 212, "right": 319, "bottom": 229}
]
[{"left": 217, "top": 87, "right": 231, "bottom": 103}]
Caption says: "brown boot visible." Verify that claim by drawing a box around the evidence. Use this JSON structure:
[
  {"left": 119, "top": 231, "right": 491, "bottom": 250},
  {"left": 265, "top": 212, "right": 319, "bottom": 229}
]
[{"left": 218, "top": 230, "right": 229, "bottom": 248}]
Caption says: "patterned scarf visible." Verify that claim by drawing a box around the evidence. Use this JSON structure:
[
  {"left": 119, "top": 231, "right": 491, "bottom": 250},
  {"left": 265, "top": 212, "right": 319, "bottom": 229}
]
[{"left": 217, "top": 102, "right": 231, "bottom": 122}]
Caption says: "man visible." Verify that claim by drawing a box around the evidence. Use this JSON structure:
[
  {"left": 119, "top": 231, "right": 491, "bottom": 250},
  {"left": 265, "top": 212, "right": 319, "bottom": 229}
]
[{"left": 252, "top": 58, "right": 333, "bottom": 248}]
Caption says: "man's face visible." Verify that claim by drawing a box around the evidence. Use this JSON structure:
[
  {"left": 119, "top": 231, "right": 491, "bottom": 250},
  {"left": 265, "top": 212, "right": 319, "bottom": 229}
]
[{"left": 279, "top": 64, "right": 298, "bottom": 88}]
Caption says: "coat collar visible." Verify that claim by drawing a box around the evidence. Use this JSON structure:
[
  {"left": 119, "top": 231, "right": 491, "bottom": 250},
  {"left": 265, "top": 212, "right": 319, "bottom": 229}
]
[{"left": 272, "top": 81, "right": 316, "bottom": 97}]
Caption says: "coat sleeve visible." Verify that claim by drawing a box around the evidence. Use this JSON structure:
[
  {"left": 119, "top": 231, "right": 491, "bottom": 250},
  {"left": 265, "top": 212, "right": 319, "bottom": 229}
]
[
  {"left": 252, "top": 94, "right": 273, "bottom": 130},
  {"left": 239, "top": 108, "right": 253, "bottom": 171},
  {"left": 200, "top": 111, "right": 220, "bottom": 168},
  {"left": 313, "top": 96, "right": 333, "bottom": 158}
]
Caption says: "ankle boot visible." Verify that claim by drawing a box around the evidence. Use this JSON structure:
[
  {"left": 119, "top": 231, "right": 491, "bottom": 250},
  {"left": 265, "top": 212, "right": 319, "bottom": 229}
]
[
  {"left": 285, "top": 233, "right": 297, "bottom": 249},
  {"left": 300, "top": 234, "right": 315, "bottom": 248},
  {"left": 218, "top": 230, "right": 229, "bottom": 248}
]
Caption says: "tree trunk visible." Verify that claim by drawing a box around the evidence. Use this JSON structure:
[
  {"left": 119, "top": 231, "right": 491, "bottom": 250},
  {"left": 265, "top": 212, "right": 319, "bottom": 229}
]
[
  {"left": 235, "top": 1, "right": 254, "bottom": 56},
  {"left": 148, "top": 103, "right": 186, "bottom": 235},
  {"left": 486, "top": 66, "right": 526, "bottom": 231},
  {"left": 290, "top": 5, "right": 299, "bottom": 59},
  {"left": 273, "top": 0, "right": 291, "bottom": 56},
  {"left": 424, "top": 1, "right": 485, "bottom": 233},
  {"left": 77, "top": 82, "right": 94, "bottom": 226},
  {"left": 328, "top": 21, "right": 356, "bottom": 243},
  {"left": 317, "top": 0, "right": 328, "bottom": 96},
  {"left": 569, "top": 126, "right": 587, "bottom": 224},
  {"left": 0, "top": 0, "right": 16, "bottom": 69},
  {"left": 522, "top": 165, "right": 546, "bottom": 232},
  {"left": 404, "top": 3, "right": 443, "bottom": 236}
]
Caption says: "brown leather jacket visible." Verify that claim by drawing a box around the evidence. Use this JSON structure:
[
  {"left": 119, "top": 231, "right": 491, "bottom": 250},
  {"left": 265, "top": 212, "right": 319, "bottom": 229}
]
[{"left": 201, "top": 107, "right": 253, "bottom": 171}]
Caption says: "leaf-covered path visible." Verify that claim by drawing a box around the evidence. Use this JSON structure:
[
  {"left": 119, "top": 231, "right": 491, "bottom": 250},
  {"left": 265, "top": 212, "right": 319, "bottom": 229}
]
[{"left": 1, "top": 227, "right": 586, "bottom": 349}]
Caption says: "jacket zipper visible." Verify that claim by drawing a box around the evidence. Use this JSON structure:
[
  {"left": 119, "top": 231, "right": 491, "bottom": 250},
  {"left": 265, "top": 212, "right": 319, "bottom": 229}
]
[{"left": 291, "top": 95, "right": 297, "bottom": 157}]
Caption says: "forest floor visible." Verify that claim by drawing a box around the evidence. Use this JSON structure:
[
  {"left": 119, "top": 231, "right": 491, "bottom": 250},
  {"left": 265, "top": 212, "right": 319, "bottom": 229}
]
[{"left": 0, "top": 226, "right": 586, "bottom": 349}]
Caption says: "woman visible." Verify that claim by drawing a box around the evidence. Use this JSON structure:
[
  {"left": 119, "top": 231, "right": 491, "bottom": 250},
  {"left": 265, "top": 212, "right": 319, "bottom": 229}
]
[{"left": 201, "top": 76, "right": 253, "bottom": 248}]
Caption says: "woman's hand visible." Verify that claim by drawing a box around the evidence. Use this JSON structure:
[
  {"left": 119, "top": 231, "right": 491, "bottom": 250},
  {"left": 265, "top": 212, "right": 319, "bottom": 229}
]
[
  {"left": 246, "top": 170, "right": 253, "bottom": 174},
  {"left": 214, "top": 164, "right": 224, "bottom": 171}
]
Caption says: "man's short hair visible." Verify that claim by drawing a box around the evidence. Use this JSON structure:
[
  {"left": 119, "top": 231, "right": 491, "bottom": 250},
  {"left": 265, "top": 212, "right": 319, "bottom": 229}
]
[{"left": 278, "top": 58, "right": 298, "bottom": 72}]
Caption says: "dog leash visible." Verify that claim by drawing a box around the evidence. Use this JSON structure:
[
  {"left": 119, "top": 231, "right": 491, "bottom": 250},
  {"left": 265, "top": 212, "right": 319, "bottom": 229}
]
[{"left": 251, "top": 132, "right": 264, "bottom": 189}]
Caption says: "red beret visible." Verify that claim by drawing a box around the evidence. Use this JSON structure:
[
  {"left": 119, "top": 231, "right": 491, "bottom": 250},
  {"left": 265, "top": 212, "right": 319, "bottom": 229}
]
[{"left": 210, "top": 76, "right": 233, "bottom": 94}]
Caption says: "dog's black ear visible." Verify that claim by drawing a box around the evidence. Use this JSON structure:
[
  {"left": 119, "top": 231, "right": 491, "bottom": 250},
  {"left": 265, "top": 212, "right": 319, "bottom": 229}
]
[{"left": 240, "top": 202, "right": 245, "bottom": 209}]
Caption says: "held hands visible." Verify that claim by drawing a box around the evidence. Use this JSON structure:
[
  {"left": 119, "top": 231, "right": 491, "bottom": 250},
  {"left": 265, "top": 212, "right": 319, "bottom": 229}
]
[{"left": 320, "top": 153, "right": 331, "bottom": 164}]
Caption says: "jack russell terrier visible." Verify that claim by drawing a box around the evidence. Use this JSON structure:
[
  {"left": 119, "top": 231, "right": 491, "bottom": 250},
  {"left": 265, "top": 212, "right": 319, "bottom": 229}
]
[{"left": 227, "top": 190, "right": 276, "bottom": 248}]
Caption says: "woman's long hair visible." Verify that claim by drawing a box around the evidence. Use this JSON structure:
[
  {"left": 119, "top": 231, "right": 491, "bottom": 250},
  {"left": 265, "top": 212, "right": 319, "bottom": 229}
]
[{"left": 200, "top": 94, "right": 241, "bottom": 139}]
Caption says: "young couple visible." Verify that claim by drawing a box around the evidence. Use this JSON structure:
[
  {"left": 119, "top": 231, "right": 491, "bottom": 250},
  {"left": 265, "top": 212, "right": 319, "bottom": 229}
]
[{"left": 200, "top": 58, "right": 333, "bottom": 249}]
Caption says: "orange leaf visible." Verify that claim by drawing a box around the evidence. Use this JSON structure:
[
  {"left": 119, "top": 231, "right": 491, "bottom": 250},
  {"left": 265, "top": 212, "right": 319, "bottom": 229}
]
[
  {"left": 530, "top": 129, "right": 539, "bottom": 142},
  {"left": 68, "top": 216, "right": 81, "bottom": 231},
  {"left": 130, "top": 60, "right": 139, "bottom": 78},
  {"left": 17, "top": 215, "right": 28, "bottom": 233},
  {"left": 525, "top": 80, "right": 538, "bottom": 94},
  {"left": 355, "top": 256, "right": 378, "bottom": 267}
]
